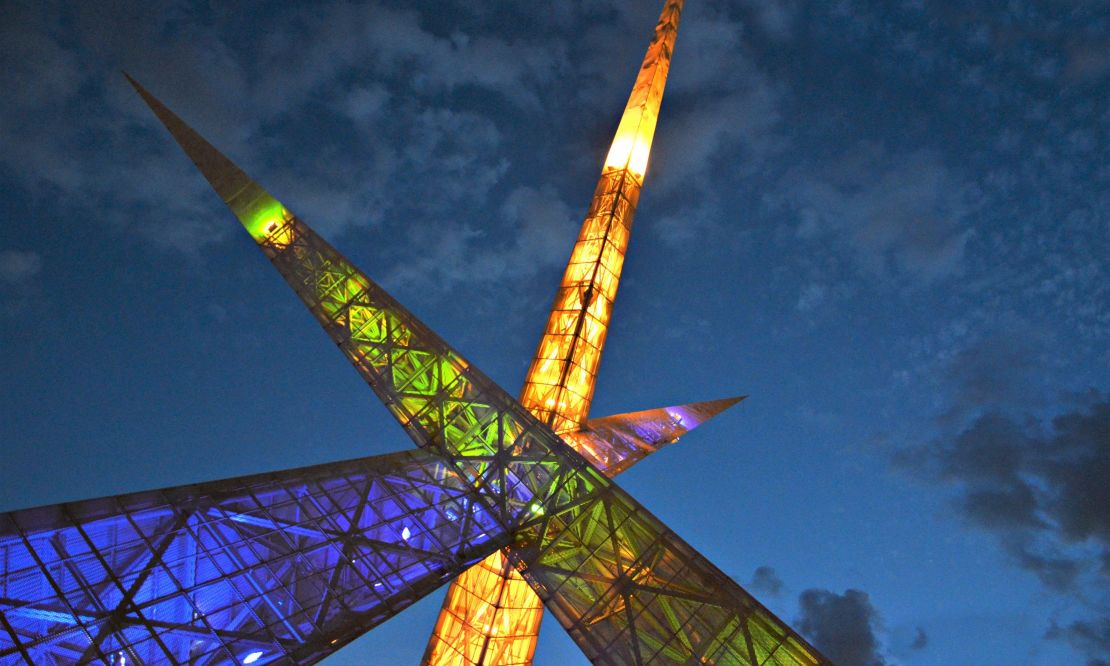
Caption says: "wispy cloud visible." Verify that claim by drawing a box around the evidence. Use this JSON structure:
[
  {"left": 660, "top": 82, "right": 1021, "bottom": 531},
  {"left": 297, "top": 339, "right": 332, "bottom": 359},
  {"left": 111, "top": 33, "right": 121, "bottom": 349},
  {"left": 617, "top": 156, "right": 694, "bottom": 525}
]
[
  {"left": 896, "top": 327, "right": 1109, "bottom": 662},
  {"left": 0, "top": 250, "right": 42, "bottom": 285},
  {"left": 771, "top": 144, "right": 977, "bottom": 283},
  {"left": 384, "top": 184, "right": 574, "bottom": 292},
  {"left": 0, "top": 249, "right": 43, "bottom": 316}
]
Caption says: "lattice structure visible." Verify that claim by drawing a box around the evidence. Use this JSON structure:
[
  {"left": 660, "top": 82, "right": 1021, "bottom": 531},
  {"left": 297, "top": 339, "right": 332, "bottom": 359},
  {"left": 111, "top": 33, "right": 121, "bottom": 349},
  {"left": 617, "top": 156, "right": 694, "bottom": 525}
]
[
  {"left": 1, "top": 3, "right": 835, "bottom": 663},
  {"left": 0, "top": 450, "right": 510, "bottom": 665},
  {"left": 117, "top": 74, "right": 829, "bottom": 665},
  {"left": 422, "top": 550, "right": 540, "bottom": 665},
  {"left": 519, "top": 0, "right": 682, "bottom": 436},
  {"left": 422, "top": 399, "right": 745, "bottom": 665},
  {"left": 424, "top": 4, "right": 691, "bottom": 662}
]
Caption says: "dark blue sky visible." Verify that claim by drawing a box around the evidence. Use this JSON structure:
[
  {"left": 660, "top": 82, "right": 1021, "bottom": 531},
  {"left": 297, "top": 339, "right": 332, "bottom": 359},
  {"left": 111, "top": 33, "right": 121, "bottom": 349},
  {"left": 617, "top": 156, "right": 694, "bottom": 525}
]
[{"left": 1, "top": 1, "right": 1107, "bottom": 664}]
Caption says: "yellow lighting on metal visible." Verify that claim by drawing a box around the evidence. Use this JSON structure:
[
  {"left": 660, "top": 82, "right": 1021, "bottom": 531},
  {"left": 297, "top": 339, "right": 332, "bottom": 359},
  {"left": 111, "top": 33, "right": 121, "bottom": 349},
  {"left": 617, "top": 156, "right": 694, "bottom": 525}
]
[
  {"left": 423, "top": 2, "right": 683, "bottom": 664},
  {"left": 519, "top": 0, "right": 681, "bottom": 436},
  {"left": 423, "top": 552, "right": 541, "bottom": 665},
  {"left": 243, "top": 200, "right": 295, "bottom": 249},
  {"left": 602, "top": 111, "right": 657, "bottom": 183},
  {"left": 601, "top": 0, "right": 677, "bottom": 183}
]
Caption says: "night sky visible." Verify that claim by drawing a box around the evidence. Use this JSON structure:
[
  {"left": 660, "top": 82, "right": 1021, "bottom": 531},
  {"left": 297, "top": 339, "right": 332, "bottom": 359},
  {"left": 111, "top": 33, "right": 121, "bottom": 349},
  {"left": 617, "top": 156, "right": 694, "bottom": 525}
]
[{"left": 1, "top": 1, "right": 1108, "bottom": 664}]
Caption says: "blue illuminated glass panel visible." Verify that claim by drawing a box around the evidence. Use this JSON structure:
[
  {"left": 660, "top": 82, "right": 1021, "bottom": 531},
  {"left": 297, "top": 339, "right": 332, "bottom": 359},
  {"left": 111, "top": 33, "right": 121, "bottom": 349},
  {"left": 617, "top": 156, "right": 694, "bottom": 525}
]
[{"left": 0, "top": 450, "right": 508, "bottom": 665}]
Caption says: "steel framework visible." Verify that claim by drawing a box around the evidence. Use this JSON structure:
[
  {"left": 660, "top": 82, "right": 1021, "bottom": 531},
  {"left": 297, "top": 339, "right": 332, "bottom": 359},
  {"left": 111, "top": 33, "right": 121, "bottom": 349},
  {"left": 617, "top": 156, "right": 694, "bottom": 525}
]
[
  {"left": 0, "top": 451, "right": 512, "bottom": 664},
  {"left": 424, "top": 3, "right": 689, "bottom": 662},
  {"left": 1, "top": 1, "right": 834, "bottom": 664}
]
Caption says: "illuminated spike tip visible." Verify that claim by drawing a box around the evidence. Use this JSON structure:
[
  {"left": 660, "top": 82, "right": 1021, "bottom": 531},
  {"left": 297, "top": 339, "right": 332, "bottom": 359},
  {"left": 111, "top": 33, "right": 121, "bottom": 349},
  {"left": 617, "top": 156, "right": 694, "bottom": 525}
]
[
  {"left": 427, "top": 3, "right": 687, "bottom": 664},
  {"left": 124, "top": 73, "right": 294, "bottom": 248},
  {"left": 519, "top": 0, "right": 684, "bottom": 437},
  {"left": 602, "top": 0, "right": 683, "bottom": 182},
  {"left": 566, "top": 395, "right": 746, "bottom": 474}
]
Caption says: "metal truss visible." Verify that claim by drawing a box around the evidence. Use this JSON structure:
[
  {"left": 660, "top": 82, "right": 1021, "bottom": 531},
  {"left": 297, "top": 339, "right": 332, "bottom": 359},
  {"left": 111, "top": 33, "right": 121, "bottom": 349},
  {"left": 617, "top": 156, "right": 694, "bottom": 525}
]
[
  {"left": 519, "top": 0, "right": 683, "bottom": 437},
  {"left": 421, "top": 398, "right": 745, "bottom": 666},
  {"left": 117, "top": 73, "right": 832, "bottom": 665},
  {"left": 425, "top": 2, "right": 699, "bottom": 662},
  {"left": 0, "top": 450, "right": 510, "bottom": 665}
]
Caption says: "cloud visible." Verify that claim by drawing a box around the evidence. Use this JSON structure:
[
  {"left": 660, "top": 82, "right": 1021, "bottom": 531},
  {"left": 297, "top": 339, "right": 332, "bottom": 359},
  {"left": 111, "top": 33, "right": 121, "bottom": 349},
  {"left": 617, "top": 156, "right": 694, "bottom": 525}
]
[
  {"left": 746, "top": 569, "right": 898, "bottom": 664},
  {"left": 902, "top": 392, "right": 1109, "bottom": 592},
  {"left": 652, "top": 85, "right": 784, "bottom": 193},
  {"left": 341, "top": 84, "right": 390, "bottom": 122},
  {"left": 910, "top": 627, "right": 928, "bottom": 650},
  {"left": 796, "top": 283, "right": 827, "bottom": 312},
  {"left": 0, "top": 0, "right": 566, "bottom": 256},
  {"left": 650, "top": 195, "right": 734, "bottom": 251},
  {"left": 254, "top": 3, "right": 562, "bottom": 112},
  {"left": 749, "top": 565, "right": 784, "bottom": 597},
  {"left": 0, "top": 249, "right": 43, "bottom": 316},
  {"left": 796, "top": 588, "right": 890, "bottom": 666},
  {"left": 772, "top": 144, "right": 977, "bottom": 283},
  {"left": 0, "top": 250, "right": 42, "bottom": 285},
  {"left": 384, "top": 184, "right": 573, "bottom": 293},
  {"left": 733, "top": 0, "right": 801, "bottom": 42},
  {"left": 651, "top": 5, "right": 786, "bottom": 194},
  {"left": 939, "top": 332, "right": 1044, "bottom": 422},
  {"left": 897, "top": 328, "right": 1110, "bottom": 663},
  {"left": 0, "top": 4, "right": 247, "bottom": 253},
  {"left": 1047, "top": 619, "right": 1110, "bottom": 666}
]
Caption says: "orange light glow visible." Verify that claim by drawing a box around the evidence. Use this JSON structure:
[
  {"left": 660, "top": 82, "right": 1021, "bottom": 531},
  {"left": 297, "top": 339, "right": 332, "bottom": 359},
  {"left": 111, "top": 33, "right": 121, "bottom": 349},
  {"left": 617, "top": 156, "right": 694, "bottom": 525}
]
[
  {"left": 602, "top": 111, "right": 657, "bottom": 181},
  {"left": 423, "top": 2, "right": 683, "bottom": 664},
  {"left": 423, "top": 551, "right": 542, "bottom": 666}
]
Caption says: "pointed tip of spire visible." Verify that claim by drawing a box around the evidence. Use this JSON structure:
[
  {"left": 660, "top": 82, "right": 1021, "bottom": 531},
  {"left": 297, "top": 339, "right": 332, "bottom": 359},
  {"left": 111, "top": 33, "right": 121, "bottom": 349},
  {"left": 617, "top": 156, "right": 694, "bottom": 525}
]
[
  {"left": 122, "top": 71, "right": 147, "bottom": 96},
  {"left": 122, "top": 72, "right": 151, "bottom": 103},
  {"left": 585, "top": 394, "right": 747, "bottom": 435},
  {"left": 685, "top": 395, "right": 746, "bottom": 419},
  {"left": 123, "top": 72, "right": 166, "bottom": 117},
  {"left": 123, "top": 74, "right": 273, "bottom": 234},
  {"left": 684, "top": 395, "right": 745, "bottom": 422}
]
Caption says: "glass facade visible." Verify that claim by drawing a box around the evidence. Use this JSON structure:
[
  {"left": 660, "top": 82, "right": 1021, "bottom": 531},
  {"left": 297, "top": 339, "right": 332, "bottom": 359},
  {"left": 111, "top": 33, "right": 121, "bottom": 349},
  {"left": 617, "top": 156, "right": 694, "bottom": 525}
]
[
  {"left": 0, "top": 450, "right": 508, "bottom": 664},
  {"left": 424, "top": 4, "right": 693, "bottom": 662}
]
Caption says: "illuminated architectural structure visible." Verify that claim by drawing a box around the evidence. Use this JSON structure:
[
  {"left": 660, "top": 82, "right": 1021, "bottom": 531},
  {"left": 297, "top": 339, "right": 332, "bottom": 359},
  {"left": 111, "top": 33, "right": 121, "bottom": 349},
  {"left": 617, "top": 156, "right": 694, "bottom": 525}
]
[
  {"left": 0, "top": 1, "right": 834, "bottom": 664},
  {"left": 519, "top": 0, "right": 680, "bottom": 435},
  {"left": 423, "top": 3, "right": 685, "bottom": 662},
  {"left": 0, "top": 451, "right": 515, "bottom": 664}
]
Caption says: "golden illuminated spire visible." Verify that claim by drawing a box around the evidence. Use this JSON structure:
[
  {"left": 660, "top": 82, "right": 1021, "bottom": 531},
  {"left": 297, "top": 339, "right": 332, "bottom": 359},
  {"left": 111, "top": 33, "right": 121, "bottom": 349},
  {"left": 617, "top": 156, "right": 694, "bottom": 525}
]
[
  {"left": 423, "top": 2, "right": 684, "bottom": 664},
  {"left": 520, "top": 0, "right": 683, "bottom": 435}
]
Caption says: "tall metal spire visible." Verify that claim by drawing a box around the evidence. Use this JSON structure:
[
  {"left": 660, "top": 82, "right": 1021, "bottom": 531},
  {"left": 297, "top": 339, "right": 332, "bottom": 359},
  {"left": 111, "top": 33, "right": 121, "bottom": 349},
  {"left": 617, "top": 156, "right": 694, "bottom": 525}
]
[
  {"left": 519, "top": 0, "right": 684, "bottom": 436},
  {"left": 422, "top": 3, "right": 721, "bottom": 664},
  {"left": 1, "top": 4, "right": 834, "bottom": 662}
]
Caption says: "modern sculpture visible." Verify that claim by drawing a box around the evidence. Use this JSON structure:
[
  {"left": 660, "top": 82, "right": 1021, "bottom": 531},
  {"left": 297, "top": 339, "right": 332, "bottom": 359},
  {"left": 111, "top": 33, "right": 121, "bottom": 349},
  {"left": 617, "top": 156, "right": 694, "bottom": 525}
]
[{"left": 0, "top": 2, "right": 832, "bottom": 664}]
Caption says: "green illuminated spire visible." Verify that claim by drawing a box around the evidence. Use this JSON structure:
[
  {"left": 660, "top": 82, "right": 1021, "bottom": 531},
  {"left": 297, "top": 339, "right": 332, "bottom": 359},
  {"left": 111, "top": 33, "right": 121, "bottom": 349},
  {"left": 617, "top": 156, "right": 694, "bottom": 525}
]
[{"left": 125, "top": 73, "right": 288, "bottom": 243}]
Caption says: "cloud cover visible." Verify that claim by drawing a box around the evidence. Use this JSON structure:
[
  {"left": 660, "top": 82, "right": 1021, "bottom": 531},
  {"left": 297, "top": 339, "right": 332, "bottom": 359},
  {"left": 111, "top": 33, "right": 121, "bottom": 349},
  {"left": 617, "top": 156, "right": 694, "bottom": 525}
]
[
  {"left": 897, "top": 327, "right": 1110, "bottom": 662},
  {"left": 796, "top": 588, "right": 889, "bottom": 666}
]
